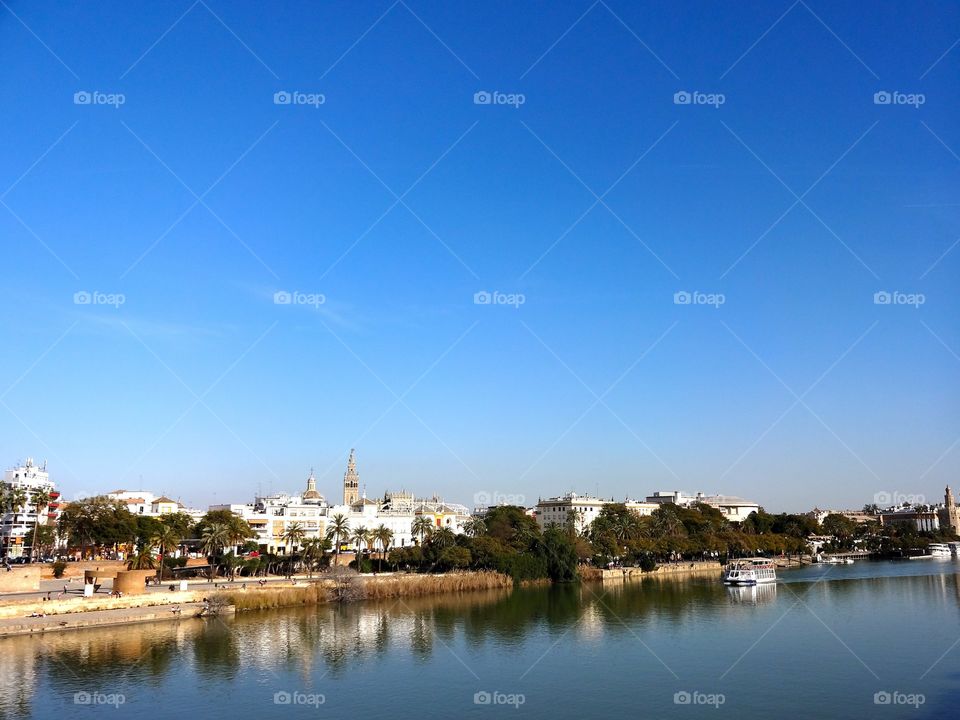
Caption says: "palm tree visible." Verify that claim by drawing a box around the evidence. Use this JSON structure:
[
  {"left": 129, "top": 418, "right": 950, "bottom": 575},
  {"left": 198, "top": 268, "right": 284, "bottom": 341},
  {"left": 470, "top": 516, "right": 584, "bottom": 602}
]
[
  {"left": 411, "top": 516, "right": 433, "bottom": 546},
  {"left": 282, "top": 522, "right": 306, "bottom": 554},
  {"left": 151, "top": 521, "right": 184, "bottom": 584},
  {"left": 301, "top": 537, "right": 330, "bottom": 578},
  {"left": 327, "top": 513, "right": 350, "bottom": 567},
  {"left": 9, "top": 487, "right": 27, "bottom": 524},
  {"left": 282, "top": 523, "right": 306, "bottom": 577},
  {"left": 28, "top": 489, "right": 52, "bottom": 561},
  {"left": 127, "top": 544, "right": 156, "bottom": 571},
  {"left": 463, "top": 516, "right": 486, "bottom": 538},
  {"left": 373, "top": 524, "right": 394, "bottom": 572},
  {"left": 429, "top": 527, "right": 456, "bottom": 551},
  {"left": 351, "top": 526, "right": 370, "bottom": 571},
  {"left": 201, "top": 522, "right": 230, "bottom": 578}
]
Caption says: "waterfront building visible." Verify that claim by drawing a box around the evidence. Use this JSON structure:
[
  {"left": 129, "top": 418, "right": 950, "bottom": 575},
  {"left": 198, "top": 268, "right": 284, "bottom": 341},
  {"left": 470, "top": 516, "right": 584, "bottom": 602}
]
[
  {"left": 214, "top": 457, "right": 471, "bottom": 554},
  {"left": 645, "top": 490, "right": 760, "bottom": 522},
  {"left": 535, "top": 493, "right": 608, "bottom": 533},
  {"left": 0, "top": 458, "right": 60, "bottom": 559},
  {"left": 807, "top": 508, "right": 875, "bottom": 525},
  {"left": 879, "top": 505, "right": 941, "bottom": 532}
]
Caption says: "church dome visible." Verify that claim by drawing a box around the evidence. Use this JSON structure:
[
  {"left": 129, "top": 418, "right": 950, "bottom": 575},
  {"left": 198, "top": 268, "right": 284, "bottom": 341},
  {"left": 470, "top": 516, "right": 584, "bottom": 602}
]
[{"left": 303, "top": 470, "right": 324, "bottom": 502}]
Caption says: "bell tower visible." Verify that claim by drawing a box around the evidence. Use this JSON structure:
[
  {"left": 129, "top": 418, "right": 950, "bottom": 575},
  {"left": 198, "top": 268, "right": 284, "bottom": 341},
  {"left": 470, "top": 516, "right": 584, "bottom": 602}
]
[{"left": 343, "top": 449, "right": 360, "bottom": 506}]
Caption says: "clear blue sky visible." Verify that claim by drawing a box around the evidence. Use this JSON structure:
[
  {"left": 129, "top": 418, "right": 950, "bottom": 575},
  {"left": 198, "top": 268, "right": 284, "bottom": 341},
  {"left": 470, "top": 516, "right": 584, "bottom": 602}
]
[{"left": 1, "top": 1, "right": 958, "bottom": 512}]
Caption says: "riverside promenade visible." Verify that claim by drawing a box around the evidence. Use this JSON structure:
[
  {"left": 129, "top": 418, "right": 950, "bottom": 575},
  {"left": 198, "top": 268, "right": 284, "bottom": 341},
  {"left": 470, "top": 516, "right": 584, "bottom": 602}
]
[{"left": 0, "top": 600, "right": 216, "bottom": 636}]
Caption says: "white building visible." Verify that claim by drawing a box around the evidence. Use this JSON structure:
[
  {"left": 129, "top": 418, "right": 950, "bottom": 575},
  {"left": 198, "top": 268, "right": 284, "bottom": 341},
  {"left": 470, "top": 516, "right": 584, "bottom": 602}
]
[
  {"left": 535, "top": 493, "right": 659, "bottom": 532},
  {"left": 645, "top": 490, "right": 759, "bottom": 523},
  {"left": 535, "top": 493, "right": 609, "bottom": 533},
  {"left": 1, "top": 458, "right": 60, "bottom": 559},
  {"left": 107, "top": 489, "right": 204, "bottom": 521},
  {"left": 212, "top": 461, "right": 471, "bottom": 555}
]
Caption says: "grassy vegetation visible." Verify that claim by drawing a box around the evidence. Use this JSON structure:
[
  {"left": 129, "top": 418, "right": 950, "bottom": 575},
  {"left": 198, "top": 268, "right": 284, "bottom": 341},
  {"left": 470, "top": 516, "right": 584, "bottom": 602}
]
[{"left": 217, "top": 570, "right": 513, "bottom": 612}]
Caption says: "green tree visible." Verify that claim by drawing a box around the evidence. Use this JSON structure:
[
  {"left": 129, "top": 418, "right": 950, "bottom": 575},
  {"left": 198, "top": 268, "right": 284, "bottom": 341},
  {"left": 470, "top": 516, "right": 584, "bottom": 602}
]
[
  {"left": 373, "top": 525, "right": 394, "bottom": 572},
  {"left": 151, "top": 521, "right": 184, "bottom": 584},
  {"left": 29, "top": 489, "right": 52, "bottom": 561},
  {"left": 326, "top": 513, "right": 350, "bottom": 566}
]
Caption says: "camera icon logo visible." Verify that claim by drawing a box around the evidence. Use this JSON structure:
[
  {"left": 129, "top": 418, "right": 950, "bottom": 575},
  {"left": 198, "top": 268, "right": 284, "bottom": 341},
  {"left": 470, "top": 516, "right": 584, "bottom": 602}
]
[
  {"left": 274, "top": 691, "right": 292, "bottom": 705},
  {"left": 273, "top": 91, "right": 291, "bottom": 105},
  {"left": 873, "top": 290, "right": 891, "bottom": 305},
  {"left": 73, "top": 91, "right": 92, "bottom": 105},
  {"left": 474, "top": 691, "right": 492, "bottom": 705},
  {"left": 473, "top": 91, "right": 492, "bottom": 105},
  {"left": 473, "top": 290, "right": 492, "bottom": 305},
  {"left": 873, "top": 91, "right": 892, "bottom": 105},
  {"left": 673, "top": 91, "right": 691, "bottom": 105},
  {"left": 73, "top": 691, "right": 92, "bottom": 705},
  {"left": 874, "top": 491, "right": 892, "bottom": 505},
  {"left": 273, "top": 290, "right": 292, "bottom": 305},
  {"left": 673, "top": 291, "right": 691, "bottom": 305},
  {"left": 674, "top": 691, "right": 692, "bottom": 704},
  {"left": 73, "top": 291, "right": 92, "bottom": 305},
  {"left": 874, "top": 691, "right": 891, "bottom": 705}
]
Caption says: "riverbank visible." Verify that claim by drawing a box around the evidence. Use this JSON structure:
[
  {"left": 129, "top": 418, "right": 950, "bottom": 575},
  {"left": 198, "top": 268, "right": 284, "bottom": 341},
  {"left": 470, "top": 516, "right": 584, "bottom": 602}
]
[
  {"left": 581, "top": 560, "right": 722, "bottom": 581},
  {"left": 0, "top": 571, "right": 514, "bottom": 635},
  {"left": 221, "top": 570, "right": 513, "bottom": 612},
  {"left": 0, "top": 600, "right": 223, "bottom": 637}
]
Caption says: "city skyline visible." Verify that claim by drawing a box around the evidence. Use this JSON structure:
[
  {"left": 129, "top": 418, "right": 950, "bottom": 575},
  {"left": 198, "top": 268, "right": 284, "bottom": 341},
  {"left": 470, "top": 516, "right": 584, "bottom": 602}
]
[{"left": 1, "top": 2, "right": 958, "bottom": 514}]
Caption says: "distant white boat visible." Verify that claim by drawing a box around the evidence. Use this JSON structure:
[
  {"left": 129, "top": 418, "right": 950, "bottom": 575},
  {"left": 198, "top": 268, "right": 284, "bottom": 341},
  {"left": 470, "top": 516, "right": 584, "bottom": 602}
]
[
  {"left": 818, "top": 555, "right": 853, "bottom": 565},
  {"left": 722, "top": 558, "right": 776, "bottom": 586},
  {"left": 928, "top": 543, "right": 952, "bottom": 558}
]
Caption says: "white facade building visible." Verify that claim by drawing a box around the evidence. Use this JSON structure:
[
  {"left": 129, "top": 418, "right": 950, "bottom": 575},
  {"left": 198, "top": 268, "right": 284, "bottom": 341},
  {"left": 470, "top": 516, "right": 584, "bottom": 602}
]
[
  {"left": 535, "top": 493, "right": 609, "bottom": 533},
  {"left": 107, "top": 489, "right": 204, "bottom": 521},
  {"left": 1, "top": 458, "right": 60, "bottom": 559},
  {"left": 212, "top": 463, "right": 470, "bottom": 555},
  {"left": 645, "top": 490, "right": 759, "bottom": 522}
]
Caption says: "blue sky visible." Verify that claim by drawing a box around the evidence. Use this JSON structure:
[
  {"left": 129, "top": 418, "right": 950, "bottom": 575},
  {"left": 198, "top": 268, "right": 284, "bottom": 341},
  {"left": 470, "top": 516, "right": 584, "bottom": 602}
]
[{"left": 1, "top": 1, "right": 958, "bottom": 512}]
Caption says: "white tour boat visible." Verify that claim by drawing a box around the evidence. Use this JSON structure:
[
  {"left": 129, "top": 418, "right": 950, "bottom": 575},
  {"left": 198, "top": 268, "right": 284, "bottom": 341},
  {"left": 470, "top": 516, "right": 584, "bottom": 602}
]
[
  {"left": 928, "top": 543, "right": 952, "bottom": 558},
  {"left": 722, "top": 558, "right": 777, "bottom": 586}
]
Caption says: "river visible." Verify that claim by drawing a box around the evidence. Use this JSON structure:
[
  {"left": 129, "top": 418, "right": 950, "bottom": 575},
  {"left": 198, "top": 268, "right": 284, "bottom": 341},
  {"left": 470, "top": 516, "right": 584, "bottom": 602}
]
[{"left": 4, "top": 560, "right": 959, "bottom": 718}]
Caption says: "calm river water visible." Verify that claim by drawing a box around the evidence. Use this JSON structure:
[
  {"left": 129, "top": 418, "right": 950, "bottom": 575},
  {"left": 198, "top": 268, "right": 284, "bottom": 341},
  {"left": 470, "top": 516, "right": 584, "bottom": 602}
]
[{"left": 4, "top": 560, "right": 960, "bottom": 719}]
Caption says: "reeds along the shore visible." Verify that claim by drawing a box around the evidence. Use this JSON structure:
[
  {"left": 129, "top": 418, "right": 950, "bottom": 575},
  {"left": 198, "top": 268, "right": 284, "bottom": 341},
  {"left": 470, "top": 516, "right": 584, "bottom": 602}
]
[
  {"left": 218, "top": 571, "right": 513, "bottom": 612},
  {"left": 361, "top": 571, "right": 511, "bottom": 600}
]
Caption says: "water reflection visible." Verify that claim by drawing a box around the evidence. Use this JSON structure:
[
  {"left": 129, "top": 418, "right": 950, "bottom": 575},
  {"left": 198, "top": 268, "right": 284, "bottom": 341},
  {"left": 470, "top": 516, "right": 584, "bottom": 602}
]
[
  {"left": 4, "top": 565, "right": 960, "bottom": 718},
  {"left": 725, "top": 583, "right": 777, "bottom": 605}
]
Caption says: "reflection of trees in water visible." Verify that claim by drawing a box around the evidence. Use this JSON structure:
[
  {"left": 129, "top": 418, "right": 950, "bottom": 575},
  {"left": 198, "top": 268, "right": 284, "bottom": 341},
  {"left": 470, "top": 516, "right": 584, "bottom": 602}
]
[{"left": 191, "top": 619, "right": 240, "bottom": 679}]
